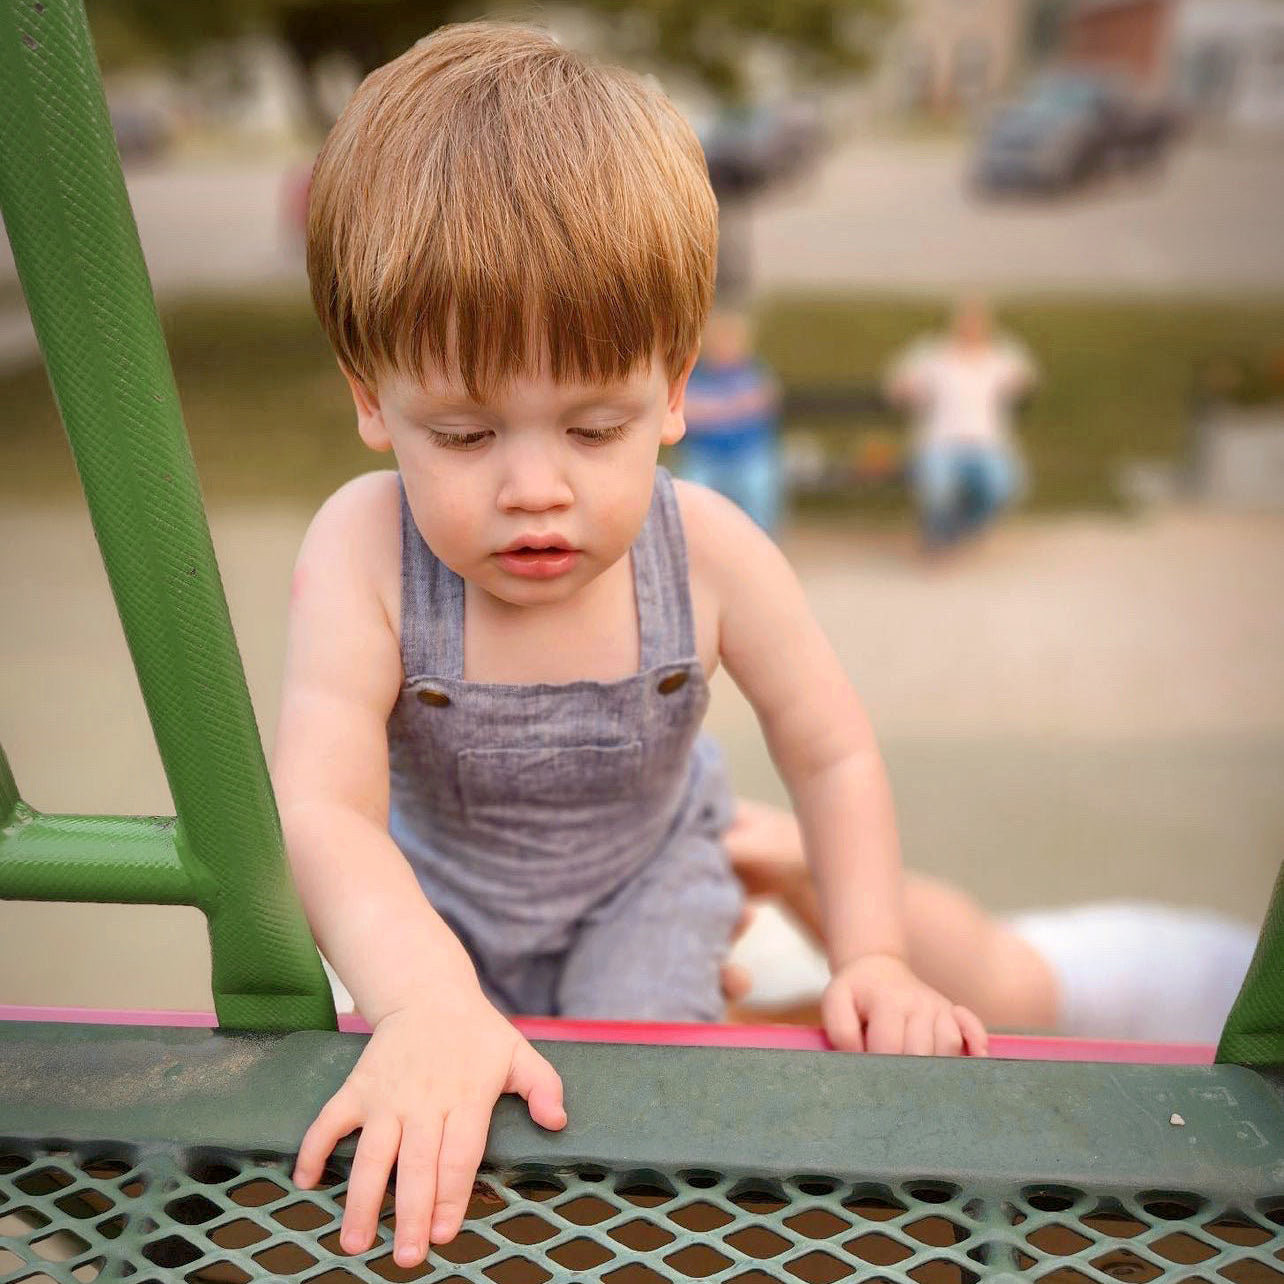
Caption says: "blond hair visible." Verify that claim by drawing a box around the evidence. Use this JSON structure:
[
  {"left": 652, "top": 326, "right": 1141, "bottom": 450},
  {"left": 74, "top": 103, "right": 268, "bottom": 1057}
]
[{"left": 307, "top": 21, "right": 719, "bottom": 399}]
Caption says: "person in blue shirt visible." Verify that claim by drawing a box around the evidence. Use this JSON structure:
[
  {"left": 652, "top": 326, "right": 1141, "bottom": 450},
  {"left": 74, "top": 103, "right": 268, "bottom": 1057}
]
[{"left": 678, "top": 310, "right": 783, "bottom": 533}]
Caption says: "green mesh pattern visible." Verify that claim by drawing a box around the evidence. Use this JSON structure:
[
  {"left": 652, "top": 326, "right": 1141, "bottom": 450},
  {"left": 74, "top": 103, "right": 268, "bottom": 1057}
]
[{"left": 2, "top": 1141, "right": 1281, "bottom": 1284}]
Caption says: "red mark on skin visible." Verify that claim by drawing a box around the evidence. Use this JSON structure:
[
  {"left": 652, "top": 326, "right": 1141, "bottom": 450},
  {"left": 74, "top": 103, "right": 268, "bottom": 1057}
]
[{"left": 290, "top": 566, "right": 307, "bottom": 602}]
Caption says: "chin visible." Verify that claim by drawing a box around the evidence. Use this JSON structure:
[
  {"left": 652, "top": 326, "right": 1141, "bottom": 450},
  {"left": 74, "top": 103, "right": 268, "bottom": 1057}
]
[{"left": 485, "top": 570, "right": 589, "bottom": 607}]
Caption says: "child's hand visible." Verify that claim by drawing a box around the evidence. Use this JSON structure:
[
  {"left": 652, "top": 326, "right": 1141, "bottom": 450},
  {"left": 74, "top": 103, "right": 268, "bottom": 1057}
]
[
  {"left": 822, "top": 954, "right": 988, "bottom": 1057},
  {"left": 292, "top": 997, "right": 566, "bottom": 1269}
]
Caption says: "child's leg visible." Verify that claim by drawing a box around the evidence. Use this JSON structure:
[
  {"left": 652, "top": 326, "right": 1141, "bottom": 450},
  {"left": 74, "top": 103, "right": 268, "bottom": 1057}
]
[
  {"left": 727, "top": 799, "right": 1258, "bottom": 1041},
  {"left": 902, "top": 873, "right": 1059, "bottom": 1031},
  {"left": 558, "top": 823, "right": 744, "bottom": 1022},
  {"left": 727, "top": 800, "right": 1057, "bottom": 1030}
]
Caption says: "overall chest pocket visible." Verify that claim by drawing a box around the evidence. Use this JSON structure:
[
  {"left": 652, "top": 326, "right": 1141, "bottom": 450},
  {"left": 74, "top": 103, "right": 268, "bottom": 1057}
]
[{"left": 457, "top": 741, "right": 645, "bottom": 849}]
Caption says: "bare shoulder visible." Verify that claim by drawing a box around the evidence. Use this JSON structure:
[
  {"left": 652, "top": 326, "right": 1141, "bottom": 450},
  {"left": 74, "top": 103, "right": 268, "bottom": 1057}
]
[
  {"left": 673, "top": 476, "right": 783, "bottom": 590},
  {"left": 296, "top": 470, "right": 401, "bottom": 633},
  {"left": 305, "top": 469, "right": 400, "bottom": 546}
]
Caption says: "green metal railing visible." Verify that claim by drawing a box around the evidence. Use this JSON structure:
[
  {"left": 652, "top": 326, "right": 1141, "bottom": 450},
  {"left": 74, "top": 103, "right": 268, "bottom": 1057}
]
[
  {"left": 1, "top": 3, "right": 1282, "bottom": 1283},
  {"left": 2, "top": 1026, "right": 1283, "bottom": 1283},
  {"left": 0, "top": 0, "right": 333, "bottom": 1032}
]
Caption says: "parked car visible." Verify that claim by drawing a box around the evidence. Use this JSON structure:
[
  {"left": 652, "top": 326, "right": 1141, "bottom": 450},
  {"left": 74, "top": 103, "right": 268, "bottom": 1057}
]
[
  {"left": 974, "top": 71, "right": 1181, "bottom": 194},
  {"left": 699, "top": 101, "right": 826, "bottom": 199}
]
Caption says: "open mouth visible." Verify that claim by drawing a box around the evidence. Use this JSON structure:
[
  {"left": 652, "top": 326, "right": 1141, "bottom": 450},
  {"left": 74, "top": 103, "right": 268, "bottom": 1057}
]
[
  {"left": 504, "top": 545, "right": 569, "bottom": 558},
  {"left": 495, "top": 543, "right": 582, "bottom": 579}
]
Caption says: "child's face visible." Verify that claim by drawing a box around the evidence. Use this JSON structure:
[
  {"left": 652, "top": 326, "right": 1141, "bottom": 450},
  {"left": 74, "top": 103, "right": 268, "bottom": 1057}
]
[{"left": 347, "top": 351, "right": 692, "bottom": 606}]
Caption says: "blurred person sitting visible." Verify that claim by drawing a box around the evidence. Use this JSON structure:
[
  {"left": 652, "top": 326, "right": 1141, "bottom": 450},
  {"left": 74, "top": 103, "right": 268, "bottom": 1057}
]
[
  {"left": 886, "top": 297, "right": 1036, "bottom": 551},
  {"left": 678, "top": 310, "right": 783, "bottom": 533}
]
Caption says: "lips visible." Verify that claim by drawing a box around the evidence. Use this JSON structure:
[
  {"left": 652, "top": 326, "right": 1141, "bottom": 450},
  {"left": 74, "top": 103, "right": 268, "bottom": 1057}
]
[
  {"left": 499, "top": 535, "right": 574, "bottom": 554},
  {"left": 495, "top": 536, "right": 582, "bottom": 580}
]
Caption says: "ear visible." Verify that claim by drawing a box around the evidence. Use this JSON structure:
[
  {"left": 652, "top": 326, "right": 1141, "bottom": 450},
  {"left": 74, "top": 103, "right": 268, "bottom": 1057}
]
[
  {"left": 660, "top": 352, "right": 698, "bottom": 447},
  {"left": 342, "top": 365, "right": 393, "bottom": 452}
]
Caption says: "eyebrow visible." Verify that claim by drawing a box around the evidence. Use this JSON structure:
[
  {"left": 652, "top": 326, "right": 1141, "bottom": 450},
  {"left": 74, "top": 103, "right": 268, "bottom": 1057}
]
[
  {"left": 406, "top": 386, "right": 645, "bottom": 417},
  {"left": 405, "top": 392, "right": 486, "bottom": 416},
  {"left": 561, "top": 389, "right": 644, "bottom": 414}
]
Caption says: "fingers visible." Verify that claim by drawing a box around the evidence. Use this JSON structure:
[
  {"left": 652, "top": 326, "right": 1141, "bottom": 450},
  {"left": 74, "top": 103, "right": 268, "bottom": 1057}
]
[
  {"left": 430, "top": 1103, "right": 491, "bottom": 1245},
  {"left": 932, "top": 1009, "right": 964, "bottom": 1057},
  {"left": 294, "top": 1091, "right": 362, "bottom": 1188},
  {"left": 341, "top": 1114, "right": 401, "bottom": 1255},
  {"left": 507, "top": 1043, "right": 567, "bottom": 1131},
  {"left": 820, "top": 987, "right": 865, "bottom": 1053},
  {"left": 864, "top": 1006, "right": 905, "bottom": 1055},
  {"left": 391, "top": 1116, "right": 444, "bottom": 1268},
  {"left": 954, "top": 1005, "right": 989, "bottom": 1057},
  {"left": 903, "top": 1011, "right": 936, "bottom": 1057}
]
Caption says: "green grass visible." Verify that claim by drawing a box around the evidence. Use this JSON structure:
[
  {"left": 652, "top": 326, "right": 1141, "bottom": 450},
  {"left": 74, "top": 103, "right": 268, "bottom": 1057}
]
[{"left": 3, "top": 291, "right": 1283, "bottom": 514}]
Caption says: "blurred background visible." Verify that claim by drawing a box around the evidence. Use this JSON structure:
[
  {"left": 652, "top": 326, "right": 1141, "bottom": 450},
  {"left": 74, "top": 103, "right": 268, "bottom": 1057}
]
[{"left": 1, "top": 0, "right": 1282, "bottom": 1019}]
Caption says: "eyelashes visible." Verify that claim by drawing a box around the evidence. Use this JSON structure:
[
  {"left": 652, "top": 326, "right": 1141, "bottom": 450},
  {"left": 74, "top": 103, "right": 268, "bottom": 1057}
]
[
  {"left": 424, "top": 423, "right": 632, "bottom": 450},
  {"left": 571, "top": 423, "right": 630, "bottom": 445},
  {"left": 425, "top": 428, "right": 490, "bottom": 450}
]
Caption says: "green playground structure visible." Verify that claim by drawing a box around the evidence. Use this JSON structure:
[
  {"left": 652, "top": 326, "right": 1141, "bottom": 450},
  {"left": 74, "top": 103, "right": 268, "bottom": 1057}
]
[{"left": 1, "top": 3, "right": 1281, "bottom": 1281}]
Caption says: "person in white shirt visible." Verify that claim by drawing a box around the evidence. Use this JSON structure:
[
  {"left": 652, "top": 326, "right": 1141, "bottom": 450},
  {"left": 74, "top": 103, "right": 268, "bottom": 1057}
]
[{"left": 886, "top": 297, "right": 1037, "bottom": 549}]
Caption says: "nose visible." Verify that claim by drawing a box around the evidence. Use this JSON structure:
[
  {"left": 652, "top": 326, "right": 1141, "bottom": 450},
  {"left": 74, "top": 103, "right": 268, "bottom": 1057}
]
[{"left": 495, "top": 438, "right": 573, "bottom": 514}]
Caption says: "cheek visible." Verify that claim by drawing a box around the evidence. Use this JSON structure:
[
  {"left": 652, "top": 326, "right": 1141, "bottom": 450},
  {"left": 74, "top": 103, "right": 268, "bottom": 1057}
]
[
  {"left": 400, "top": 461, "right": 489, "bottom": 555},
  {"left": 587, "top": 453, "right": 658, "bottom": 544}
]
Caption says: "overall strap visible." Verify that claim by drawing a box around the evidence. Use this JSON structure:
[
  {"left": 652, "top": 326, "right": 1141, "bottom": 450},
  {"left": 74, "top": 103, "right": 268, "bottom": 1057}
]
[
  {"left": 634, "top": 467, "right": 698, "bottom": 668},
  {"left": 399, "top": 478, "right": 465, "bottom": 679}
]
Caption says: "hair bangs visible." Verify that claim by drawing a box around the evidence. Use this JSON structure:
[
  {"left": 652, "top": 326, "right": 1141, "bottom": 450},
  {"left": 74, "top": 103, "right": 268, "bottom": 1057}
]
[{"left": 307, "top": 21, "right": 717, "bottom": 400}]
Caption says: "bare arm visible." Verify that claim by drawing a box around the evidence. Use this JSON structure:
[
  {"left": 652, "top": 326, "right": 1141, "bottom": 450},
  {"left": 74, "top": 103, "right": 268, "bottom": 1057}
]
[
  {"left": 273, "top": 476, "right": 478, "bottom": 1021},
  {"left": 683, "top": 483, "right": 904, "bottom": 966},
  {"left": 274, "top": 474, "right": 564, "bottom": 1268},
  {"left": 681, "top": 482, "right": 984, "bottom": 1056}
]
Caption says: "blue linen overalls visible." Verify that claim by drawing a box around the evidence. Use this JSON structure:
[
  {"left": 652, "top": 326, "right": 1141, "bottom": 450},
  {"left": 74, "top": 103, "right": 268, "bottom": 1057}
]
[{"left": 386, "top": 468, "right": 743, "bottom": 1019}]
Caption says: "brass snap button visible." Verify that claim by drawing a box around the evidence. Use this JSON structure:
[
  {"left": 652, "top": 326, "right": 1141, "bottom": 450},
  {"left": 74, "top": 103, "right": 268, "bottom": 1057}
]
[
  {"left": 657, "top": 671, "right": 688, "bottom": 695},
  {"left": 417, "top": 688, "right": 451, "bottom": 707}
]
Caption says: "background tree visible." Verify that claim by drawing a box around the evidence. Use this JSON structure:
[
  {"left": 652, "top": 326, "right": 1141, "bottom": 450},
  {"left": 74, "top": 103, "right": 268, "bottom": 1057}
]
[{"left": 90, "top": 0, "right": 892, "bottom": 111}]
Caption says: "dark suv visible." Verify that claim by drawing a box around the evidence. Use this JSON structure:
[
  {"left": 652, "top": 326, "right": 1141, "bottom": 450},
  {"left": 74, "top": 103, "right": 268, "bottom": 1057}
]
[{"left": 974, "top": 71, "right": 1180, "bottom": 194}]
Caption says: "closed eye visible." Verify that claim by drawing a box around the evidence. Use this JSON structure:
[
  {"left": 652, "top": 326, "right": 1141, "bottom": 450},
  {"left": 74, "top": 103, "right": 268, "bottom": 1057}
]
[
  {"left": 571, "top": 423, "right": 631, "bottom": 444},
  {"left": 426, "top": 427, "right": 491, "bottom": 450}
]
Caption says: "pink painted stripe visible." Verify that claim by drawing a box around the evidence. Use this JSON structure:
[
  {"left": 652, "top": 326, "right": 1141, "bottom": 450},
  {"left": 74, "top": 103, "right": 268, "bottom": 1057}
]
[{"left": 0, "top": 1004, "right": 1215, "bottom": 1064}]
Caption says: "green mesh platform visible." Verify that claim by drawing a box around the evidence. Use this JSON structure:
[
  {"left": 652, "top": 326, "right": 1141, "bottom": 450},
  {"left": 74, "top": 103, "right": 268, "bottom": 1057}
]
[
  {"left": 3, "top": 1025, "right": 1283, "bottom": 1283},
  {"left": 3, "top": 1141, "right": 1284, "bottom": 1284}
]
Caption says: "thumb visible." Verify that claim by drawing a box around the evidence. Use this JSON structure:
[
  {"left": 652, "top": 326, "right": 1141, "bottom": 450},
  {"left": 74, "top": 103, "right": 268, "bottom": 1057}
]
[{"left": 507, "top": 1041, "right": 567, "bottom": 1131}]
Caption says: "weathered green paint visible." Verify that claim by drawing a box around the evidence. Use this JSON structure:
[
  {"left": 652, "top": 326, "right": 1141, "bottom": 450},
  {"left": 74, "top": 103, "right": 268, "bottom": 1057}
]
[
  {"left": 2, "top": 1024, "right": 1283, "bottom": 1195},
  {"left": 1, "top": 1024, "right": 1282, "bottom": 1282},
  {"left": 0, "top": 0, "right": 332, "bottom": 1031}
]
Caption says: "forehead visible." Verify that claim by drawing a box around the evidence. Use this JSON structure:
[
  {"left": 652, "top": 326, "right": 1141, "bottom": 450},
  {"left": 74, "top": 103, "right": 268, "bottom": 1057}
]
[{"left": 387, "top": 353, "right": 665, "bottom": 414}]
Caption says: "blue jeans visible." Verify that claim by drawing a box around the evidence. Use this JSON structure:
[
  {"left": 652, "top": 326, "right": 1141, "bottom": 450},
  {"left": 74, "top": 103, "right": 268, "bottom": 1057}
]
[
  {"left": 914, "top": 443, "right": 1020, "bottom": 546},
  {"left": 678, "top": 437, "right": 782, "bottom": 534}
]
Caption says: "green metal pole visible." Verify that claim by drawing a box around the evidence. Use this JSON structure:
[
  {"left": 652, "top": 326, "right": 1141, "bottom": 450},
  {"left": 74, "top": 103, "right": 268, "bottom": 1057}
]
[
  {"left": 1217, "top": 861, "right": 1284, "bottom": 1067},
  {"left": 0, "top": 0, "right": 333, "bottom": 1032},
  {"left": 0, "top": 810, "right": 193, "bottom": 905}
]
